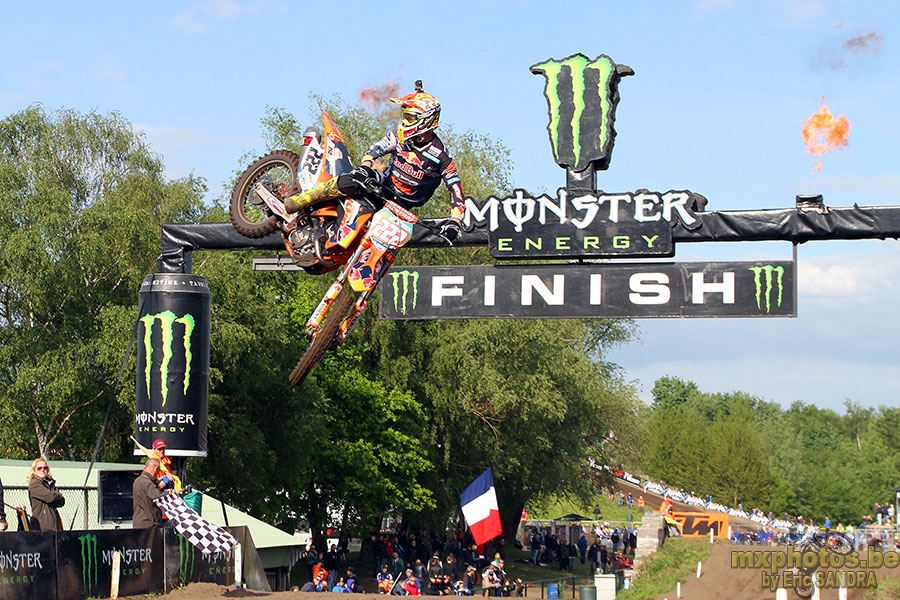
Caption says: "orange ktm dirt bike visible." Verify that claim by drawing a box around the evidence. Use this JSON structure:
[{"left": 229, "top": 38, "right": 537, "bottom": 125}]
[
  {"left": 230, "top": 111, "right": 365, "bottom": 275},
  {"left": 288, "top": 193, "right": 450, "bottom": 385},
  {"left": 229, "top": 111, "right": 449, "bottom": 385}
]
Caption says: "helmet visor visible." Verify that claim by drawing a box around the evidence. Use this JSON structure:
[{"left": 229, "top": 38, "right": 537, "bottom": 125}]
[{"left": 401, "top": 110, "right": 420, "bottom": 125}]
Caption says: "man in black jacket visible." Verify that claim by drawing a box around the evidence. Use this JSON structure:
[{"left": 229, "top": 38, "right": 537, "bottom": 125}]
[{"left": 132, "top": 459, "right": 165, "bottom": 528}]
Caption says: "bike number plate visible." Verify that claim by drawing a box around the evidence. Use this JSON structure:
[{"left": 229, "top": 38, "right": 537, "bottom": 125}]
[
  {"left": 298, "top": 138, "right": 325, "bottom": 191},
  {"left": 368, "top": 209, "right": 413, "bottom": 248}
]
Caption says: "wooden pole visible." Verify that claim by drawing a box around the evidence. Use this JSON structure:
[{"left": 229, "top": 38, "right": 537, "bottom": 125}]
[{"left": 111, "top": 551, "right": 121, "bottom": 599}]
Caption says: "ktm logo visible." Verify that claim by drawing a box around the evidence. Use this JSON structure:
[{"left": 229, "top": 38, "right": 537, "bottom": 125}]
[{"left": 672, "top": 512, "right": 727, "bottom": 537}]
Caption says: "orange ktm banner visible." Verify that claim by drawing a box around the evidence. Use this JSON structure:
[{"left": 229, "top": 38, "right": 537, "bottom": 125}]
[{"left": 671, "top": 512, "right": 729, "bottom": 538}]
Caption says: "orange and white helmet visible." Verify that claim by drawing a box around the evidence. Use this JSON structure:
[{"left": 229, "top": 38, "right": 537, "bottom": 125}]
[{"left": 390, "top": 84, "right": 440, "bottom": 143}]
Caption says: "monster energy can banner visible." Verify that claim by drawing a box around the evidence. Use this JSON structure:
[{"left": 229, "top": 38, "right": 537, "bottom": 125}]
[
  {"left": 0, "top": 531, "right": 56, "bottom": 600},
  {"left": 56, "top": 529, "right": 164, "bottom": 600},
  {"left": 135, "top": 274, "right": 211, "bottom": 457},
  {"left": 378, "top": 261, "right": 795, "bottom": 319}
]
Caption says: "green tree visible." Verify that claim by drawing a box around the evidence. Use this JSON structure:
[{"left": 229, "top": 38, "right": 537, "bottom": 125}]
[
  {"left": 0, "top": 106, "right": 205, "bottom": 459},
  {"left": 642, "top": 402, "right": 710, "bottom": 492},
  {"left": 705, "top": 404, "right": 772, "bottom": 507},
  {"left": 651, "top": 376, "right": 703, "bottom": 409}
]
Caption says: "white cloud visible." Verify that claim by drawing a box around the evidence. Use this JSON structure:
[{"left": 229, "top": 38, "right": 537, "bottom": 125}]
[
  {"left": 799, "top": 253, "right": 900, "bottom": 303},
  {"left": 170, "top": 0, "right": 269, "bottom": 33}
]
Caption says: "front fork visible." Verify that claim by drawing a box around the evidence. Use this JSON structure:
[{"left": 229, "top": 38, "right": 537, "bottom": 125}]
[
  {"left": 305, "top": 251, "right": 392, "bottom": 346},
  {"left": 336, "top": 260, "right": 396, "bottom": 343}
]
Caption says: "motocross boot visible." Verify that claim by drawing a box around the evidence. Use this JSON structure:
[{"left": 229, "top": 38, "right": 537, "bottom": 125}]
[{"left": 284, "top": 177, "right": 342, "bottom": 213}]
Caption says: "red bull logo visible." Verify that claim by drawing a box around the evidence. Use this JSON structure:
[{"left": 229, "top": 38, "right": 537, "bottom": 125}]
[
  {"left": 396, "top": 161, "right": 424, "bottom": 179},
  {"left": 402, "top": 151, "right": 425, "bottom": 169}
]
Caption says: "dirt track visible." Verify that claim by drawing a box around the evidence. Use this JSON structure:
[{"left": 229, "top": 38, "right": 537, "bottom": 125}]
[
  {"left": 166, "top": 582, "right": 353, "bottom": 599},
  {"left": 650, "top": 543, "right": 897, "bottom": 600}
]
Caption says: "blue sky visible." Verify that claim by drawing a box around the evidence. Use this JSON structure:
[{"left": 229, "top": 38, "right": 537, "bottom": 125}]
[{"left": 3, "top": 1, "right": 898, "bottom": 411}]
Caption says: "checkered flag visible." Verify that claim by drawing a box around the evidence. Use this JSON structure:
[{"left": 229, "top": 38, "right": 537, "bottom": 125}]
[{"left": 155, "top": 493, "right": 238, "bottom": 555}]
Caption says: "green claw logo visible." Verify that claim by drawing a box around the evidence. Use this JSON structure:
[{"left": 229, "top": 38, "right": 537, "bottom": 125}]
[
  {"left": 79, "top": 533, "right": 98, "bottom": 594},
  {"left": 178, "top": 533, "right": 195, "bottom": 582},
  {"left": 388, "top": 270, "right": 419, "bottom": 315},
  {"left": 140, "top": 311, "right": 195, "bottom": 407},
  {"left": 749, "top": 265, "right": 785, "bottom": 313},
  {"left": 531, "top": 53, "right": 632, "bottom": 172}
]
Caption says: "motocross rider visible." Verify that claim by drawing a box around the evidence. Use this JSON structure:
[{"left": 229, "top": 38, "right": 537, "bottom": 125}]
[{"left": 284, "top": 83, "right": 466, "bottom": 243}]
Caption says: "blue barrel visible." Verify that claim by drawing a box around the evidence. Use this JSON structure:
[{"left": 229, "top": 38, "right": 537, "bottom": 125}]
[{"left": 547, "top": 583, "right": 559, "bottom": 599}]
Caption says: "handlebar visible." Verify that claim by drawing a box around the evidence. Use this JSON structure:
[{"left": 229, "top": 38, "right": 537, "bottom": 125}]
[{"left": 352, "top": 168, "right": 455, "bottom": 246}]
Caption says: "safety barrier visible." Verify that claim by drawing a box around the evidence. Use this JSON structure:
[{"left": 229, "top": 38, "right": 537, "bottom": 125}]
[{"left": 0, "top": 525, "right": 266, "bottom": 600}]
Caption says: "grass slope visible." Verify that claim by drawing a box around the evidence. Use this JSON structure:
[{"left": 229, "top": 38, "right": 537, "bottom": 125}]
[{"left": 617, "top": 538, "right": 711, "bottom": 600}]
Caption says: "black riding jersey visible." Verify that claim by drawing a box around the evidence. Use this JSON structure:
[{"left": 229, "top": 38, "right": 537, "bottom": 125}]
[{"left": 362, "top": 131, "right": 466, "bottom": 221}]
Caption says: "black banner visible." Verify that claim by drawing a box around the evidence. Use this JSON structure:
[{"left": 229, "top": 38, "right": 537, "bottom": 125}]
[
  {"left": 134, "top": 274, "right": 211, "bottom": 457},
  {"left": 0, "top": 527, "right": 249, "bottom": 600},
  {"left": 378, "top": 261, "right": 795, "bottom": 320},
  {"left": 164, "top": 530, "right": 236, "bottom": 590},
  {"left": 0, "top": 531, "right": 57, "bottom": 600},
  {"left": 56, "top": 529, "right": 164, "bottom": 600}
]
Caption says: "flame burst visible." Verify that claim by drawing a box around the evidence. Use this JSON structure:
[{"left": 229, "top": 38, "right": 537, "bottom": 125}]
[
  {"left": 801, "top": 96, "right": 850, "bottom": 172},
  {"left": 358, "top": 80, "right": 402, "bottom": 107}
]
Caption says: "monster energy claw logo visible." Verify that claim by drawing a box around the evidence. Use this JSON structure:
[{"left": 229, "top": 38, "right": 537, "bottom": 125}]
[
  {"left": 749, "top": 265, "right": 785, "bottom": 313},
  {"left": 79, "top": 533, "right": 98, "bottom": 594},
  {"left": 178, "top": 533, "right": 195, "bottom": 582},
  {"left": 389, "top": 270, "right": 419, "bottom": 315},
  {"left": 140, "top": 310, "right": 195, "bottom": 407},
  {"left": 531, "top": 53, "right": 632, "bottom": 172}
]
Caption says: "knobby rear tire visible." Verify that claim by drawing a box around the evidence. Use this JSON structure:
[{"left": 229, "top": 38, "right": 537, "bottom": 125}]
[
  {"left": 230, "top": 150, "right": 300, "bottom": 238},
  {"left": 289, "top": 290, "right": 355, "bottom": 386}
]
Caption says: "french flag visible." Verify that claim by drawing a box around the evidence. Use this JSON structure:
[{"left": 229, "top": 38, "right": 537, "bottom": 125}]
[{"left": 460, "top": 468, "right": 503, "bottom": 546}]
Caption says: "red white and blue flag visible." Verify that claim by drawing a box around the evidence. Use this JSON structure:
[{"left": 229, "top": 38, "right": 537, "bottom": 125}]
[{"left": 460, "top": 467, "right": 503, "bottom": 546}]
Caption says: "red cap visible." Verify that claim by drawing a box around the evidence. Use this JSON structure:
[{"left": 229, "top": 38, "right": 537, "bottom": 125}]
[{"left": 151, "top": 439, "right": 167, "bottom": 449}]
